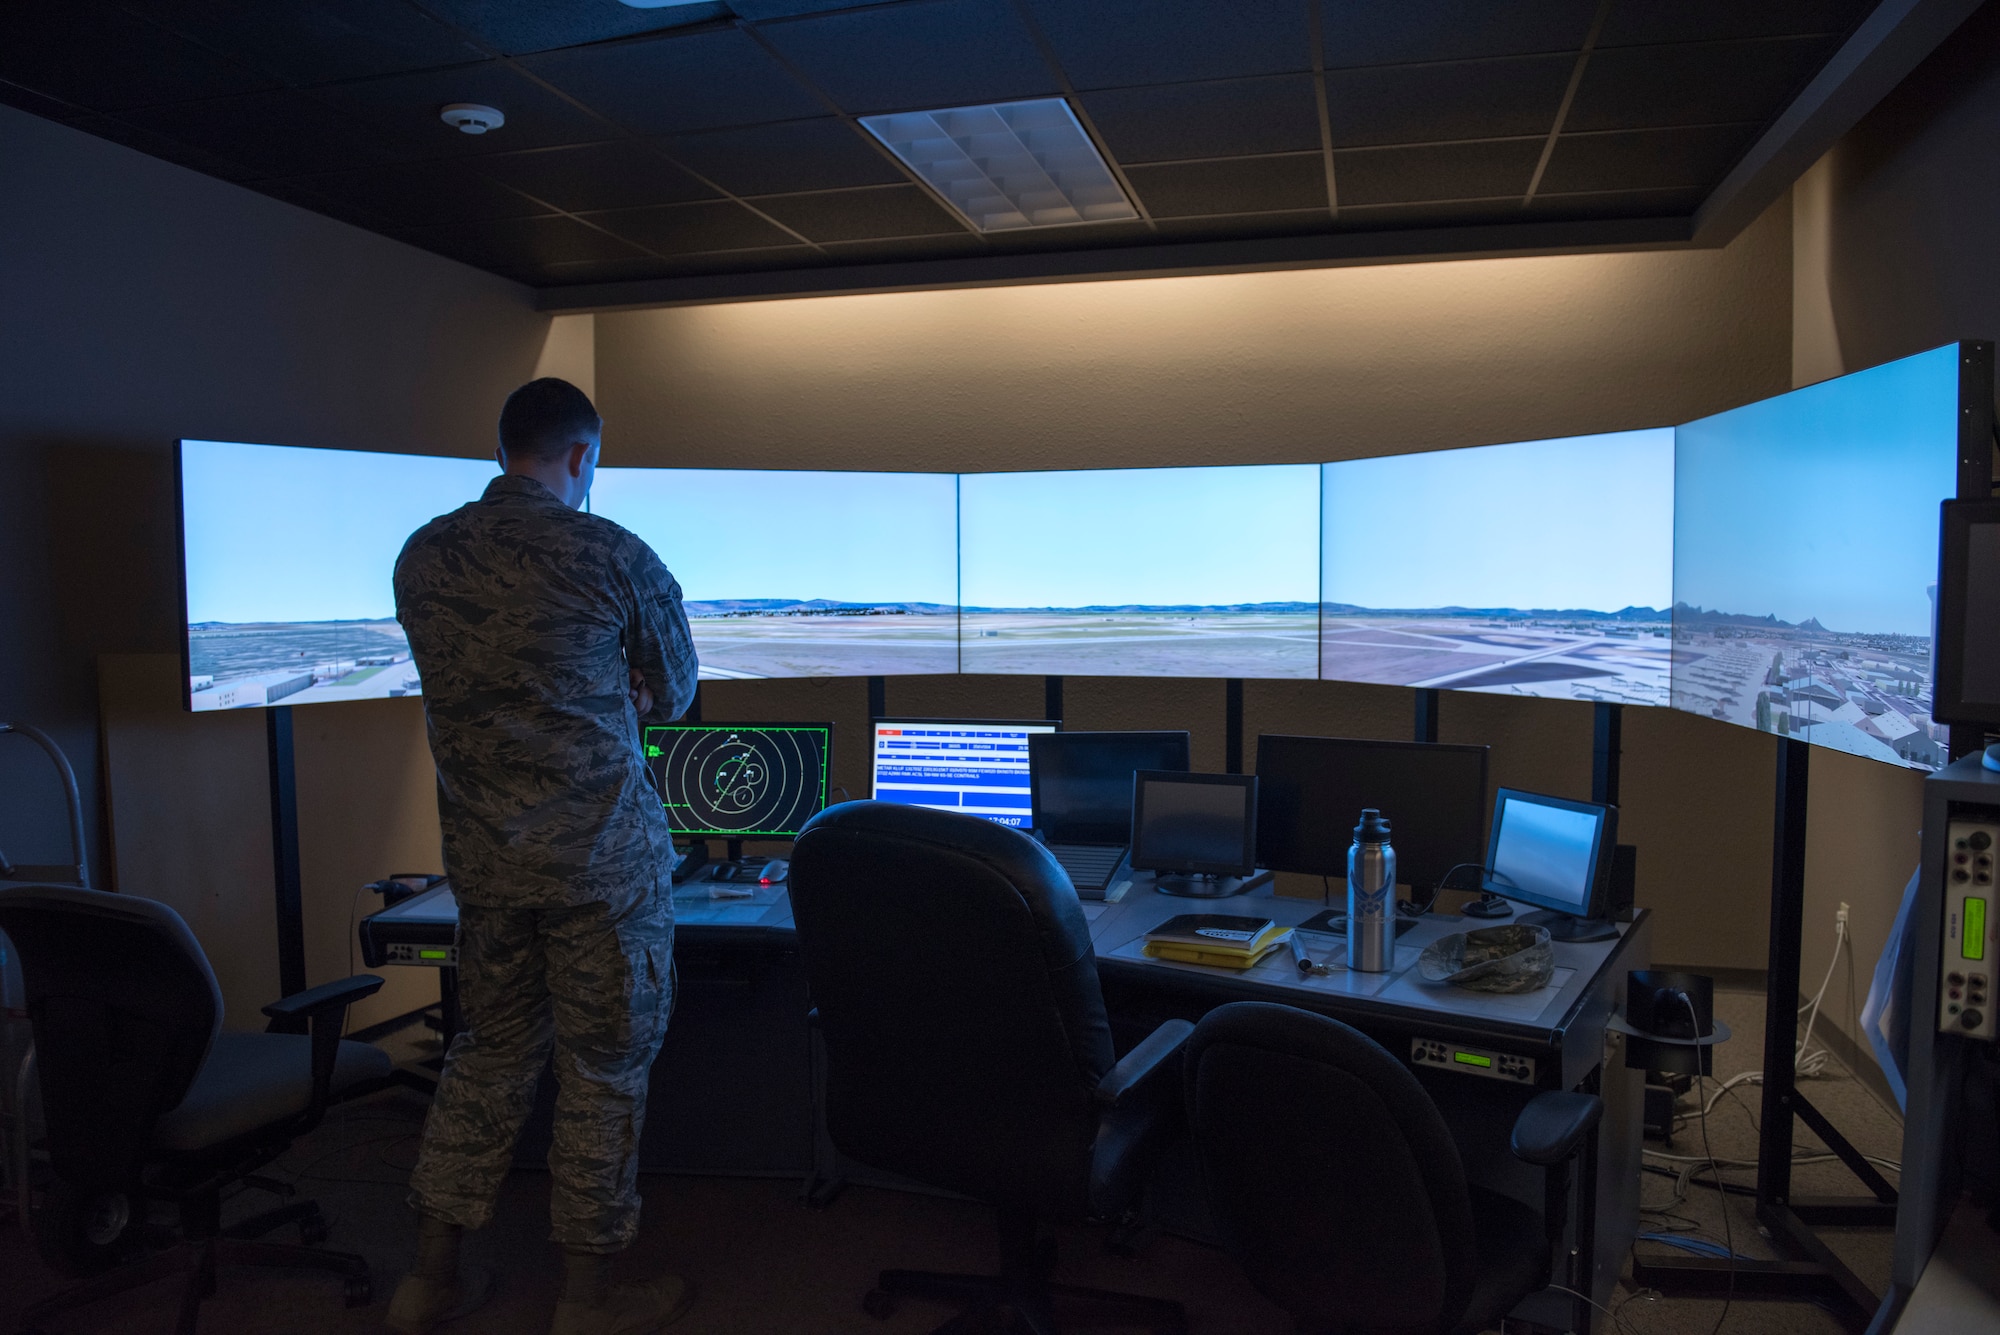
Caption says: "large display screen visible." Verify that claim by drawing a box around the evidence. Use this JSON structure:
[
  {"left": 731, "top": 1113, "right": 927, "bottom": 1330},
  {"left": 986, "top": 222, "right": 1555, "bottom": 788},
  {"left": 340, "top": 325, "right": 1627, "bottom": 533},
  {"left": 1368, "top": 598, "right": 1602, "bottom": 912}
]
[
  {"left": 1320, "top": 430, "right": 1675, "bottom": 703},
  {"left": 1671, "top": 345, "right": 1962, "bottom": 770},
  {"left": 178, "top": 440, "right": 494, "bottom": 711},
  {"left": 590, "top": 468, "right": 958, "bottom": 679},
  {"left": 957, "top": 465, "right": 1320, "bottom": 677}
]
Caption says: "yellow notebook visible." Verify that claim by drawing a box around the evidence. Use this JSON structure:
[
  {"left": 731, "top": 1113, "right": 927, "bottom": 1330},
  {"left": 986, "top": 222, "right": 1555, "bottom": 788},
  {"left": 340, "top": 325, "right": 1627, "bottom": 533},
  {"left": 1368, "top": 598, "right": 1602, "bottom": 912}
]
[{"left": 1141, "top": 915, "right": 1289, "bottom": 970}]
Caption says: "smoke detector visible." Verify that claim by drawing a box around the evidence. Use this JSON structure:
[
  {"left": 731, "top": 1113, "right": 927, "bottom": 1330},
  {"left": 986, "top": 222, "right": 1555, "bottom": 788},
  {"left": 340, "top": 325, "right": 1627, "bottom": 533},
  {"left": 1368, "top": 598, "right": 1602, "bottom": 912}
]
[{"left": 439, "top": 103, "right": 505, "bottom": 135}]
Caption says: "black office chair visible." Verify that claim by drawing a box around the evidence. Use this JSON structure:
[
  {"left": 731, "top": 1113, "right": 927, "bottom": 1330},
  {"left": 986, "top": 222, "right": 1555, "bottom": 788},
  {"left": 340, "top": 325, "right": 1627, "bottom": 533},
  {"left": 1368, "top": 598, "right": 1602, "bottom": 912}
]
[
  {"left": 789, "top": 800, "right": 1193, "bottom": 1335},
  {"left": 1183, "top": 1002, "right": 1603, "bottom": 1335},
  {"left": 0, "top": 883, "right": 393, "bottom": 1335}
]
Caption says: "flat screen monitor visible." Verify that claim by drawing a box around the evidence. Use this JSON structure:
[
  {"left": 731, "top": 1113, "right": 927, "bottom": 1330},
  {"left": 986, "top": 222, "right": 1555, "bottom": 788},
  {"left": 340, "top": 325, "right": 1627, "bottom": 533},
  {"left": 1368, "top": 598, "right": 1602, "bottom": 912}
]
[
  {"left": 177, "top": 439, "right": 496, "bottom": 711},
  {"left": 1030, "top": 731, "right": 1192, "bottom": 844},
  {"left": 590, "top": 468, "right": 958, "bottom": 680},
  {"left": 1253, "top": 734, "right": 1488, "bottom": 892},
  {"left": 1935, "top": 499, "right": 2000, "bottom": 728},
  {"left": 1672, "top": 343, "right": 1974, "bottom": 771},
  {"left": 870, "top": 718, "right": 1058, "bottom": 829},
  {"left": 1481, "top": 788, "right": 1615, "bottom": 931},
  {"left": 958, "top": 465, "right": 1320, "bottom": 679},
  {"left": 643, "top": 722, "right": 831, "bottom": 839},
  {"left": 1131, "top": 771, "right": 1258, "bottom": 877},
  {"left": 1320, "top": 429, "right": 1675, "bottom": 704}
]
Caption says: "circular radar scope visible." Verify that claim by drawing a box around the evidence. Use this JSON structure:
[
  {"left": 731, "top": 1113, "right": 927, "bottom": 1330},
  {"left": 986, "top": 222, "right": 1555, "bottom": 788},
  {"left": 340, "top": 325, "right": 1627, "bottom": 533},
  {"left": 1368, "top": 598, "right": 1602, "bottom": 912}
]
[{"left": 646, "top": 725, "right": 829, "bottom": 837}]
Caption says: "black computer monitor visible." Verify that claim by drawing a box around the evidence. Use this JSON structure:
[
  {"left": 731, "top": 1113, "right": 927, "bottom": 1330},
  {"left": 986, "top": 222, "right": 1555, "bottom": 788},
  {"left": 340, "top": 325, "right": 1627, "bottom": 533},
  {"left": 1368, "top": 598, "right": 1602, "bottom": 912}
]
[
  {"left": 1030, "top": 731, "right": 1191, "bottom": 844},
  {"left": 1253, "top": 734, "right": 1488, "bottom": 893},
  {"left": 1934, "top": 498, "right": 2000, "bottom": 730},
  {"left": 1131, "top": 772, "right": 1258, "bottom": 877},
  {"left": 643, "top": 722, "right": 831, "bottom": 839},
  {"left": 870, "top": 717, "right": 1059, "bottom": 829},
  {"left": 1481, "top": 787, "right": 1618, "bottom": 942}
]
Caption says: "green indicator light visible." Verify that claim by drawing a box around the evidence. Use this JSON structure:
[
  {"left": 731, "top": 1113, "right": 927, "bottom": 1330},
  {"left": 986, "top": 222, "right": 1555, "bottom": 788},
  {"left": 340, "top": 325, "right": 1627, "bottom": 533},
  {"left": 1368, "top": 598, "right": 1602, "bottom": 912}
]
[
  {"left": 645, "top": 745, "right": 662, "bottom": 758},
  {"left": 418, "top": 949, "right": 449, "bottom": 960},
  {"left": 1965, "top": 898, "right": 1987, "bottom": 962},
  {"left": 1454, "top": 1052, "right": 1492, "bottom": 1069}
]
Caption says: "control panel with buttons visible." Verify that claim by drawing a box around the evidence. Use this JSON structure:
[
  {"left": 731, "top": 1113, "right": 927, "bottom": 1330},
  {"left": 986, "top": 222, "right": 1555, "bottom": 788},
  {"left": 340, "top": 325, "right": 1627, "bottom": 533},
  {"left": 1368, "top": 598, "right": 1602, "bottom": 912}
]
[
  {"left": 383, "top": 942, "right": 457, "bottom": 967},
  {"left": 1410, "top": 1037, "right": 1536, "bottom": 1084},
  {"left": 1941, "top": 819, "right": 1998, "bottom": 1041}
]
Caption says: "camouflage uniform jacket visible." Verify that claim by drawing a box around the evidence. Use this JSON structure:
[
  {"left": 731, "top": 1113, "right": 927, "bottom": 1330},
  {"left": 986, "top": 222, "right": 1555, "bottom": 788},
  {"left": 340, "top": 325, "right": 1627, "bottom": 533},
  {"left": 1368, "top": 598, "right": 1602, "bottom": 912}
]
[{"left": 394, "top": 473, "right": 699, "bottom": 910}]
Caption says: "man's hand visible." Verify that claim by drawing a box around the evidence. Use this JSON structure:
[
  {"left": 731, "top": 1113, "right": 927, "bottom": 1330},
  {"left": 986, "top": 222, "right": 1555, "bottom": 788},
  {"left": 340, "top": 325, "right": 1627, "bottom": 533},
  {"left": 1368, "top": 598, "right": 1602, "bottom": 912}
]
[{"left": 628, "top": 668, "right": 654, "bottom": 717}]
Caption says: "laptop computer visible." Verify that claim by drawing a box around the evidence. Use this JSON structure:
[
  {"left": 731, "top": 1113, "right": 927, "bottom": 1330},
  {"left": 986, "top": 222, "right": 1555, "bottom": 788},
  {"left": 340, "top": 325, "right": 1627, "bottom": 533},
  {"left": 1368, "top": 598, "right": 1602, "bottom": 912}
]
[{"left": 1029, "top": 731, "right": 1191, "bottom": 897}]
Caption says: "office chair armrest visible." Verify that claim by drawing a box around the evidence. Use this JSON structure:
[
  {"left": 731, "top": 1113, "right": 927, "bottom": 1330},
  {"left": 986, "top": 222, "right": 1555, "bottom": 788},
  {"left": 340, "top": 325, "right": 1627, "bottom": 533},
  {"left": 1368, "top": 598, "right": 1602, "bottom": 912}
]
[
  {"left": 261, "top": 974, "right": 386, "bottom": 1025},
  {"left": 264, "top": 974, "right": 385, "bottom": 1118},
  {"left": 1093, "top": 1018, "right": 1194, "bottom": 1110},
  {"left": 1509, "top": 1090, "right": 1603, "bottom": 1166}
]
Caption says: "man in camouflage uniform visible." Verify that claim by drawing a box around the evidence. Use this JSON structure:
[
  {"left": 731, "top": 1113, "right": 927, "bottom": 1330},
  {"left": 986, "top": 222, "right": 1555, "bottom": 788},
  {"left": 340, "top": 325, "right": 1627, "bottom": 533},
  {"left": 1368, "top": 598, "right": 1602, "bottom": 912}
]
[{"left": 386, "top": 378, "right": 700, "bottom": 1335}]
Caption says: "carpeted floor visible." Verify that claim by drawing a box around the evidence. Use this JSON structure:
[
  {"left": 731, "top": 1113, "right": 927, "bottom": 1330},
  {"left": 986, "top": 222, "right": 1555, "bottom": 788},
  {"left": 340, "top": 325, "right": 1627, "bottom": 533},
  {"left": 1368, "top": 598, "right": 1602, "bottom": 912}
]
[{"left": 0, "top": 987, "right": 1909, "bottom": 1334}]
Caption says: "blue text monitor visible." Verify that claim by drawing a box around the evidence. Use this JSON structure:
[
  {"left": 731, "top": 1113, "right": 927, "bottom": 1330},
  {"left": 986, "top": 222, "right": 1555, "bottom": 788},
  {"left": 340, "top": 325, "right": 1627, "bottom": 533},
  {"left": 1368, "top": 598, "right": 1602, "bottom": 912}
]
[{"left": 871, "top": 719, "right": 1057, "bottom": 828}]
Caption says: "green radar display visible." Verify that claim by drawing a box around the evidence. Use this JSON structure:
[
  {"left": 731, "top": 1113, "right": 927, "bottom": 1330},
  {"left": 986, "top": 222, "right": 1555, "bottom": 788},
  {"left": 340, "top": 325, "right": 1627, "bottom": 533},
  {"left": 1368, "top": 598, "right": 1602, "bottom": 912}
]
[{"left": 645, "top": 723, "right": 831, "bottom": 838}]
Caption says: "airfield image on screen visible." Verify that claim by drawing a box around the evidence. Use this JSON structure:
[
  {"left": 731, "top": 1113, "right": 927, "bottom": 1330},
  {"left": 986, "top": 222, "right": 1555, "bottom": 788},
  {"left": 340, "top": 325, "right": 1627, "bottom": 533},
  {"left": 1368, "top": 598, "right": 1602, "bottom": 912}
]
[
  {"left": 1671, "top": 345, "right": 1960, "bottom": 771},
  {"left": 179, "top": 440, "right": 496, "bottom": 711},
  {"left": 957, "top": 465, "right": 1320, "bottom": 678},
  {"left": 644, "top": 725, "right": 830, "bottom": 838},
  {"left": 871, "top": 722, "right": 1055, "bottom": 827},
  {"left": 1320, "top": 430, "right": 1675, "bottom": 704},
  {"left": 590, "top": 468, "right": 958, "bottom": 680}
]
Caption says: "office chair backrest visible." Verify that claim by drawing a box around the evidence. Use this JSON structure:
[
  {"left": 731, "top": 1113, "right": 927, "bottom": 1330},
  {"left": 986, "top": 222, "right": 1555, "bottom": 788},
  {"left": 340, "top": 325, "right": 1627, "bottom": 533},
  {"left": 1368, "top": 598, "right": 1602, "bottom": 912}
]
[
  {"left": 1185, "top": 1002, "right": 1480, "bottom": 1333},
  {"left": 0, "top": 884, "right": 222, "bottom": 1190},
  {"left": 789, "top": 801, "right": 1115, "bottom": 1217}
]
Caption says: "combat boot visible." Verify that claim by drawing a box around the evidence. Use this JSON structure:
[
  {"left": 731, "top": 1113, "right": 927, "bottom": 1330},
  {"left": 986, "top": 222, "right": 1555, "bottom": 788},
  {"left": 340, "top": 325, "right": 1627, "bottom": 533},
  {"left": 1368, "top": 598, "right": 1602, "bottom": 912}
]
[
  {"left": 552, "top": 1249, "right": 694, "bottom": 1334},
  {"left": 386, "top": 1213, "right": 493, "bottom": 1333}
]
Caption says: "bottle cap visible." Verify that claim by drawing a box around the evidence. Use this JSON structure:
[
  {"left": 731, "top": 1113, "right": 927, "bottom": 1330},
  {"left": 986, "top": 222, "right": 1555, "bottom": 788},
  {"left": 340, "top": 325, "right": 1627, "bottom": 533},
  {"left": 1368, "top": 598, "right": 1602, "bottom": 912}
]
[{"left": 1355, "top": 808, "right": 1391, "bottom": 842}]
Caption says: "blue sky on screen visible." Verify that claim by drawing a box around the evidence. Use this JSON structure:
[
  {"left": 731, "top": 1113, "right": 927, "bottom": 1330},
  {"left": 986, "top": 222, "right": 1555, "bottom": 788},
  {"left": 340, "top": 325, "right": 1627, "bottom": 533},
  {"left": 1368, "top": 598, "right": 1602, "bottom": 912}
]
[
  {"left": 589, "top": 468, "right": 958, "bottom": 606},
  {"left": 1674, "top": 345, "right": 1959, "bottom": 636},
  {"left": 958, "top": 465, "right": 1319, "bottom": 608},
  {"left": 181, "top": 440, "right": 494, "bottom": 624},
  {"left": 1321, "top": 430, "right": 1674, "bottom": 613}
]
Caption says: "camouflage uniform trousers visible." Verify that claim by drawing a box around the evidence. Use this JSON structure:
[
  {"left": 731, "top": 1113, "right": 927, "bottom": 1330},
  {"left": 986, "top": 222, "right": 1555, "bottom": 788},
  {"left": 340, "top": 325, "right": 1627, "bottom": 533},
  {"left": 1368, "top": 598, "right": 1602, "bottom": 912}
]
[{"left": 407, "top": 882, "right": 674, "bottom": 1252}]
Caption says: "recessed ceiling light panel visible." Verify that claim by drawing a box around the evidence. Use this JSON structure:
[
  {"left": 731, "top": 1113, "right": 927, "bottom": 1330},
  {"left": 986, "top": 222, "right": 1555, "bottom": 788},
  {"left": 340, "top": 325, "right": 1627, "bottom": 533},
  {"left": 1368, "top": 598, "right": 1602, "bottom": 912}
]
[{"left": 860, "top": 98, "right": 1137, "bottom": 232}]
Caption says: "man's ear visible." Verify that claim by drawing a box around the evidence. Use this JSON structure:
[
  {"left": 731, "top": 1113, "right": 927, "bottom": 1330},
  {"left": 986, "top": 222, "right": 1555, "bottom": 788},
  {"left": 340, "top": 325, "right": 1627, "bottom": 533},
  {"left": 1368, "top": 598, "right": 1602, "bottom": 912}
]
[
  {"left": 494, "top": 445, "right": 507, "bottom": 468},
  {"left": 567, "top": 439, "right": 591, "bottom": 478}
]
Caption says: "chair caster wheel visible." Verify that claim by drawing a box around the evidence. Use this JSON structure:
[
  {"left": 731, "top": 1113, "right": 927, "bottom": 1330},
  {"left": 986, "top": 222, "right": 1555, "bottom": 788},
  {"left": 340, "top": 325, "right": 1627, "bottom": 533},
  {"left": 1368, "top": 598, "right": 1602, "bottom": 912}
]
[
  {"left": 299, "top": 1213, "right": 329, "bottom": 1246},
  {"left": 344, "top": 1274, "right": 373, "bottom": 1308},
  {"left": 862, "top": 1288, "right": 898, "bottom": 1319}
]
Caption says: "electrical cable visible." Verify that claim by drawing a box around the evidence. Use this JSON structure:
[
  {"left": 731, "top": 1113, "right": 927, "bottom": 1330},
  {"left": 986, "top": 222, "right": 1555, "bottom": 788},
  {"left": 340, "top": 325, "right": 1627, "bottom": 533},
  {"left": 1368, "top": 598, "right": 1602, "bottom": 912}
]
[
  {"left": 1685, "top": 994, "right": 1733, "bottom": 1335},
  {"left": 1545, "top": 1283, "right": 1640, "bottom": 1335}
]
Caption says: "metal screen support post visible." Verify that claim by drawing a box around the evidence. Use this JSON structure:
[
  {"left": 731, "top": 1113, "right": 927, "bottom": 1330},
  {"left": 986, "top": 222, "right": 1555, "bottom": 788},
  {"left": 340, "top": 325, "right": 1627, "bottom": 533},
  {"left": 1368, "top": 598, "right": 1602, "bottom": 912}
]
[
  {"left": 1592, "top": 704, "right": 1622, "bottom": 808},
  {"left": 866, "top": 676, "right": 886, "bottom": 722},
  {"left": 266, "top": 706, "right": 308, "bottom": 1022},
  {"left": 1044, "top": 676, "right": 1063, "bottom": 723},
  {"left": 1414, "top": 689, "right": 1439, "bottom": 744},
  {"left": 1225, "top": 679, "right": 1243, "bottom": 775}
]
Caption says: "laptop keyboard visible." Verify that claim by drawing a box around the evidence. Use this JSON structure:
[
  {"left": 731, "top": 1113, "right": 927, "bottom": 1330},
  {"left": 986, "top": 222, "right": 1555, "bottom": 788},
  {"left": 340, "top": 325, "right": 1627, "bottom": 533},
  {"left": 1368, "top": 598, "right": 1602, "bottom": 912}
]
[{"left": 1047, "top": 843, "right": 1126, "bottom": 891}]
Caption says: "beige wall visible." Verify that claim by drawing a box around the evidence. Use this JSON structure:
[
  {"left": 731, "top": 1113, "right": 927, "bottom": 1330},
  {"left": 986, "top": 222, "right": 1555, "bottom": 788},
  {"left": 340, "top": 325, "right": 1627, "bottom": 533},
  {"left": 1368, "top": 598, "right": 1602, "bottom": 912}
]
[{"left": 593, "top": 199, "right": 1795, "bottom": 971}]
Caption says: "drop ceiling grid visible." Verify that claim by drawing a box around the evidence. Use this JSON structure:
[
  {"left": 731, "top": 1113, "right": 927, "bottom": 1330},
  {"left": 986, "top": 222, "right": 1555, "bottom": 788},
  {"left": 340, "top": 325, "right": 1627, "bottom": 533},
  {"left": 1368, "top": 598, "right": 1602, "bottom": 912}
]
[{"left": 0, "top": 0, "right": 1878, "bottom": 287}]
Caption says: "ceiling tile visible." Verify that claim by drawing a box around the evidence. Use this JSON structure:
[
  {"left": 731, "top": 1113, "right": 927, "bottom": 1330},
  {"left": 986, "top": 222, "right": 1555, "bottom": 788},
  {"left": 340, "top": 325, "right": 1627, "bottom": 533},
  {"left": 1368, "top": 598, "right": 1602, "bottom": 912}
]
[
  {"left": 1022, "top": 0, "right": 1310, "bottom": 90},
  {"left": 1568, "top": 37, "right": 1836, "bottom": 132},
  {"left": 65, "top": 112, "right": 262, "bottom": 180},
  {"left": 0, "top": 0, "right": 277, "bottom": 110},
  {"left": 1333, "top": 197, "right": 1530, "bottom": 229},
  {"left": 746, "top": 185, "right": 965, "bottom": 242},
  {"left": 980, "top": 218, "right": 1157, "bottom": 252},
  {"left": 1151, "top": 208, "right": 1335, "bottom": 241},
  {"left": 817, "top": 232, "right": 989, "bottom": 264},
  {"left": 1528, "top": 186, "right": 1707, "bottom": 218},
  {"left": 392, "top": 213, "right": 647, "bottom": 268},
  {"left": 1080, "top": 75, "right": 1320, "bottom": 164},
  {"left": 585, "top": 199, "right": 806, "bottom": 255},
  {"left": 1123, "top": 154, "right": 1327, "bottom": 218},
  {"left": 295, "top": 160, "right": 555, "bottom": 226},
  {"left": 1332, "top": 138, "right": 1543, "bottom": 205},
  {"left": 758, "top": 0, "right": 1055, "bottom": 115},
  {"left": 123, "top": 0, "right": 483, "bottom": 86},
  {"left": 1325, "top": 54, "right": 1572, "bottom": 148},
  {"left": 1321, "top": 0, "right": 1597, "bottom": 70},
  {"left": 1598, "top": 0, "right": 1872, "bottom": 48},
  {"left": 250, "top": 175, "right": 398, "bottom": 229},
  {"left": 659, "top": 119, "right": 908, "bottom": 195},
  {"left": 1537, "top": 124, "right": 1759, "bottom": 193},
  {"left": 315, "top": 61, "right": 612, "bottom": 158},
  {"left": 410, "top": 0, "right": 730, "bottom": 56},
  {"left": 122, "top": 89, "right": 386, "bottom": 176},
  {"left": 521, "top": 28, "right": 825, "bottom": 135},
  {"left": 477, "top": 141, "right": 717, "bottom": 212}
]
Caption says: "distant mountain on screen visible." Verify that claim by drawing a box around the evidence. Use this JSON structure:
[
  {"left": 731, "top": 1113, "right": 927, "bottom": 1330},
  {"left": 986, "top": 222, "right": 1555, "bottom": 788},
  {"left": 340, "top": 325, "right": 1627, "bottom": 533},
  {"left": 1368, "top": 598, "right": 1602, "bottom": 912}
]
[
  {"left": 1324, "top": 604, "right": 1669, "bottom": 621},
  {"left": 684, "top": 599, "right": 956, "bottom": 615},
  {"left": 960, "top": 601, "right": 1322, "bottom": 614}
]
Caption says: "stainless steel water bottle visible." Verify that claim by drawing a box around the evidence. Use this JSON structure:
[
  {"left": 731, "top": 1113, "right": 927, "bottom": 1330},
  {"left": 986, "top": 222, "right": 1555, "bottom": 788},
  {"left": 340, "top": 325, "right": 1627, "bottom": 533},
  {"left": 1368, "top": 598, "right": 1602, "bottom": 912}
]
[{"left": 1347, "top": 809, "right": 1397, "bottom": 972}]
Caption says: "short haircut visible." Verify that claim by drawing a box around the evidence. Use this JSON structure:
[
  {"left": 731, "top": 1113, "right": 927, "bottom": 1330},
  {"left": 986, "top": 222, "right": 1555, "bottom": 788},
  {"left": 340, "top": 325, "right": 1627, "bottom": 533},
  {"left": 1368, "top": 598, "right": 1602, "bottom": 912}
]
[{"left": 498, "top": 378, "right": 602, "bottom": 462}]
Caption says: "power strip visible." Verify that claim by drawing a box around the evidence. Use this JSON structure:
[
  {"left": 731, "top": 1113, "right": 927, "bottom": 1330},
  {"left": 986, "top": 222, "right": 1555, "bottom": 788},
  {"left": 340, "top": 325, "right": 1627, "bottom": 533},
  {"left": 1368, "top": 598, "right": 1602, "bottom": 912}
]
[{"left": 1941, "top": 818, "right": 1999, "bottom": 1040}]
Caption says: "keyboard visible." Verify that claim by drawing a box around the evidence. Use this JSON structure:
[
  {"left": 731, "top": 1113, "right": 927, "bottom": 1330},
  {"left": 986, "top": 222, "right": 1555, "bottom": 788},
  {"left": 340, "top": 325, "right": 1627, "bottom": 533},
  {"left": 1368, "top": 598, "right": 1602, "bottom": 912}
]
[{"left": 1046, "top": 843, "right": 1128, "bottom": 893}]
